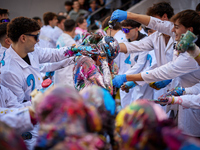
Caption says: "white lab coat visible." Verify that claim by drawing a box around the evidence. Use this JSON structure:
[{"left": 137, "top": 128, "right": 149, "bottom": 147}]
[
  {"left": 54, "top": 33, "right": 77, "bottom": 88},
  {"left": 112, "top": 30, "right": 131, "bottom": 108},
  {"left": 0, "top": 106, "right": 37, "bottom": 150},
  {"left": 142, "top": 16, "right": 200, "bottom": 137},
  {"left": 113, "top": 30, "right": 129, "bottom": 75},
  {"left": 0, "top": 84, "right": 31, "bottom": 108},
  {"left": 0, "top": 46, "right": 7, "bottom": 82},
  {"left": 123, "top": 28, "right": 175, "bottom": 100},
  {"left": 38, "top": 25, "right": 56, "bottom": 48},
  {"left": 1, "top": 46, "right": 69, "bottom": 102},
  {"left": 0, "top": 108, "right": 33, "bottom": 134},
  {"left": 52, "top": 26, "right": 63, "bottom": 45},
  {"left": 1, "top": 45, "right": 71, "bottom": 149}
]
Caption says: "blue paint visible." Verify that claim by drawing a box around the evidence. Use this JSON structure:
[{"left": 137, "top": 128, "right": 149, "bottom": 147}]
[
  {"left": 147, "top": 54, "right": 152, "bottom": 66},
  {"left": 124, "top": 54, "right": 131, "bottom": 64},
  {"left": 0, "top": 50, "right": 6, "bottom": 66},
  {"left": 26, "top": 74, "right": 35, "bottom": 91},
  {"left": 102, "top": 88, "right": 115, "bottom": 115}
]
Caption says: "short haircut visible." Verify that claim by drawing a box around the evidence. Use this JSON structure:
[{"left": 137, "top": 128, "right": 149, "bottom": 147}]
[
  {"left": 121, "top": 19, "right": 141, "bottom": 28},
  {"left": 64, "top": 19, "right": 75, "bottom": 31},
  {"left": 171, "top": 9, "right": 200, "bottom": 35},
  {"left": 43, "top": 12, "right": 57, "bottom": 25},
  {"left": 146, "top": 2, "right": 174, "bottom": 19},
  {"left": 0, "top": 22, "right": 8, "bottom": 41},
  {"left": 32, "top": 16, "right": 41, "bottom": 21},
  {"left": 7, "top": 17, "right": 40, "bottom": 43},
  {"left": 76, "top": 16, "right": 85, "bottom": 26},
  {"left": 196, "top": 3, "right": 200, "bottom": 12},
  {"left": 64, "top": 1, "right": 73, "bottom": 6},
  {"left": 57, "top": 15, "right": 66, "bottom": 24},
  {"left": 102, "top": 16, "right": 121, "bottom": 30},
  {"left": 0, "top": 8, "right": 9, "bottom": 15}
]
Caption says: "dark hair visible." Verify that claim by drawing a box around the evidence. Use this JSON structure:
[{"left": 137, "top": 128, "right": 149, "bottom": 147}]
[
  {"left": 102, "top": 16, "right": 121, "bottom": 30},
  {"left": 64, "top": 19, "right": 75, "bottom": 31},
  {"left": 32, "top": 16, "right": 41, "bottom": 21},
  {"left": 0, "top": 8, "right": 9, "bottom": 15},
  {"left": 7, "top": 17, "right": 40, "bottom": 43},
  {"left": 76, "top": 16, "right": 85, "bottom": 26},
  {"left": 121, "top": 19, "right": 141, "bottom": 28},
  {"left": 171, "top": 9, "right": 200, "bottom": 35},
  {"left": 64, "top": 1, "right": 73, "bottom": 6},
  {"left": 0, "top": 22, "right": 8, "bottom": 41},
  {"left": 57, "top": 15, "right": 66, "bottom": 24},
  {"left": 146, "top": 2, "right": 174, "bottom": 19},
  {"left": 196, "top": 3, "right": 200, "bottom": 12},
  {"left": 43, "top": 12, "right": 57, "bottom": 25}
]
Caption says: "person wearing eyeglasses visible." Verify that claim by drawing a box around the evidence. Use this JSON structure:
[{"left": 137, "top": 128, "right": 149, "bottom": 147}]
[
  {"left": 111, "top": 6, "right": 200, "bottom": 138},
  {"left": 120, "top": 19, "right": 157, "bottom": 108},
  {"left": 0, "top": 17, "right": 78, "bottom": 150},
  {"left": 0, "top": 8, "right": 10, "bottom": 23}
]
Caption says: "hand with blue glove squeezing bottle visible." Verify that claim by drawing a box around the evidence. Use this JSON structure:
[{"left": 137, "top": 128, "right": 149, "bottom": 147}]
[{"left": 121, "top": 81, "right": 136, "bottom": 93}]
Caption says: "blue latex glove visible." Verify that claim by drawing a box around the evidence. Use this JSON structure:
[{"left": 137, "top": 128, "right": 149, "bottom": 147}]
[
  {"left": 153, "top": 79, "right": 172, "bottom": 89},
  {"left": 110, "top": 9, "right": 127, "bottom": 22},
  {"left": 125, "top": 81, "right": 136, "bottom": 88},
  {"left": 121, "top": 81, "right": 136, "bottom": 93},
  {"left": 112, "top": 74, "right": 127, "bottom": 88}
]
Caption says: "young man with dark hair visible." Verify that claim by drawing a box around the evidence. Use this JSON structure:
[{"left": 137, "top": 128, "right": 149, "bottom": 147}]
[
  {"left": 32, "top": 16, "right": 43, "bottom": 27},
  {"left": 1, "top": 16, "right": 77, "bottom": 149},
  {"left": 196, "top": 3, "right": 200, "bottom": 15},
  {"left": 68, "top": 0, "right": 88, "bottom": 21},
  {"left": 111, "top": 7, "right": 200, "bottom": 137},
  {"left": 52, "top": 15, "right": 66, "bottom": 43},
  {"left": 55, "top": 19, "right": 76, "bottom": 87},
  {"left": 0, "top": 8, "right": 9, "bottom": 23},
  {"left": 64, "top": 1, "right": 73, "bottom": 16},
  {"left": 39, "top": 12, "right": 58, "bottom": 48},
  {"left": 146, "top": 1, "right": 174, "bottom": 19}
]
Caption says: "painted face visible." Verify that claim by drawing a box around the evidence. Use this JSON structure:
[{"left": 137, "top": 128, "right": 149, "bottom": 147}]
[
  {"left": 122, "top": 26, "right": 138, "bottom": 41},
  {"left": 171, "top": 19, "right": 189, "bottom": 41}
]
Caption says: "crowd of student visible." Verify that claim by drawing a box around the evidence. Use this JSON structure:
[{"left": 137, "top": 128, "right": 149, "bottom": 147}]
[{"left": 1, "top": 1, "right": 200, "bottom": 150}]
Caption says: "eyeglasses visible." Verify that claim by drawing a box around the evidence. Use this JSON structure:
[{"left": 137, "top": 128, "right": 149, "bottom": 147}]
[
  {"left": 0, "top": 18, "right": 10, "bottom": 23},
  {"left": 121, "top": 27, "right": 135, "bottom": 33},
  {"left": 24, "top": 33, "right": 40, "bottom": 41}
]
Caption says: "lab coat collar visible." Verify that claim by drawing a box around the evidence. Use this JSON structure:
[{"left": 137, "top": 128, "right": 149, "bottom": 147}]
[{"left": 7, "top": 46, "right": 38, "bottom": 69}]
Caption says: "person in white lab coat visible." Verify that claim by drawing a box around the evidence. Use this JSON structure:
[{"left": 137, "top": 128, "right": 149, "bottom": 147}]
[
  {"left": 1, "top": 17, "right": 76, "bottom": 149},
  {"left": 111, "top": 9, "right": 200, "bottom": 137},
  {"left": 51, "top": 15, "right": 66, "bottom": 44},
  {"left": 120, "top": 19, "right": 155, "bottom": 107},
  {"left": 0, "top": 22, "right": 11, "bottom": 80},
  {"left": 38, "top": 12, "right": 58, "bottom": 48},
  {"left": 55, "top": 19, "right": 77, "bottom": 87}
]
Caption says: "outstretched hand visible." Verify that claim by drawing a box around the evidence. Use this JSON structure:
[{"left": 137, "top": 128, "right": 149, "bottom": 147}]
[{"left": 110, "top": 9, "right": 127, "bottom": 22}]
